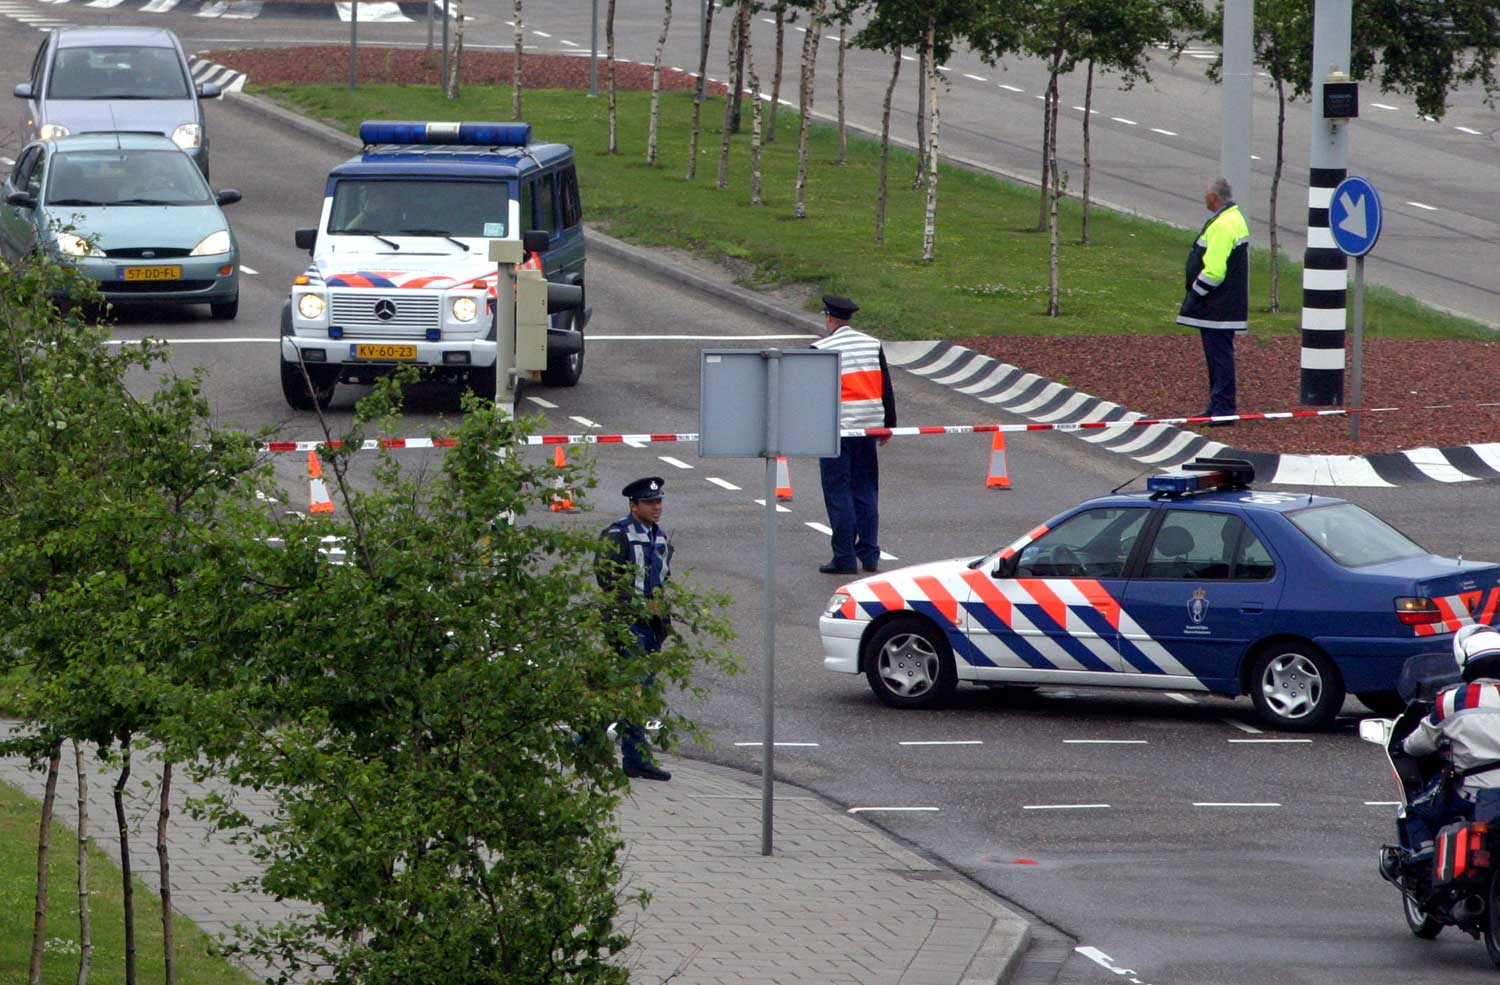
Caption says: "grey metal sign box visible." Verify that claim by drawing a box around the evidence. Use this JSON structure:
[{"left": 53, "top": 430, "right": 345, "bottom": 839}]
[{"left": 698, "top": 349, "right": 841, "bottom": 458}]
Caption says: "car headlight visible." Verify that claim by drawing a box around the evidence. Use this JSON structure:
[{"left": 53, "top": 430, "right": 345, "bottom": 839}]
[
  {"left": 190, "top": 230, "right": 231, "bottom": 256},
  {"left": 171, "top": 124, "right": 202, "bottom": 150},
  {"left": 55, "top": 233, "right": 102, "bottom": 257},
  {"left": 38, "top": 123, "right": 70, "bottom": 140},
  {"left": 296, "top": 293, "right": 327, "bottom": 319},
  {"left": 451, "top": 296, "right": 478, "bottom": 322},
  {"left": 824, "top": 592, "right": 851, "bottom": 617}
]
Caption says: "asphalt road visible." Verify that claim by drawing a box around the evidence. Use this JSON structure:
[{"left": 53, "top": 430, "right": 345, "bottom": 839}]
[{"left": 8, "top": 6, "right": 1500, "bottom": 985}]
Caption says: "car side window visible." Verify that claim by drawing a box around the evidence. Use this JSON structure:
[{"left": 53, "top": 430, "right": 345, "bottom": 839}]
[
  {"left": 31, "top": 40, "right": 48, "bottom": 87},
  {"left": 1014, "top": 508, "right": 1150, "bottom": 579},
  {"left": 559, "top": 164, "right": 581, "bottom": 228},
  {"left": 24, "top": 151, "right": 45, "bottom": 198},
  {"left": 1142, "top": 511, "right": 1240, "bottom": 581},
  {"left": 1235, "top": 527, "right": 1276, "bottom": 580},
  {"left": 11, "top": 148, "right": 40, "bottom": 194},
  {"left": 537, "top": 172, "right": 560, "bottom": 236},
  {"left": 520, "top": 179, "right": 536, "bottom": 233}
]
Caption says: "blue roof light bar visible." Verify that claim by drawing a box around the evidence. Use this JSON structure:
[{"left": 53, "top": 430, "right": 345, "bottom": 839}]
[{"left": 358, "top": 121, "right": 532, "bottom": 147}]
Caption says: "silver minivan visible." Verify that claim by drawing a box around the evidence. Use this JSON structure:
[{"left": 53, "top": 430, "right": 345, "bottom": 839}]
[{"left": 15, "top": 26, "right": 218, "bottom": 178}]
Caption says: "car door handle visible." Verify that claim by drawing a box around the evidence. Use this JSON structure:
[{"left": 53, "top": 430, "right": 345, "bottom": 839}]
[{"left": 1241, "top": 603, "right": 1265, "bottom": 614}]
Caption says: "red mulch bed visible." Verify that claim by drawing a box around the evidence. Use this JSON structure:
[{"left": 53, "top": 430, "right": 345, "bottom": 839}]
[{"left": 205, "top": 46, "right": 722, "bottom": 93}]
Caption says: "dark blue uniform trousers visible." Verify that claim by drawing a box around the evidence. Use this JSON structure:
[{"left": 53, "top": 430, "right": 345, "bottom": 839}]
[
  {"left": 1200, "top": 329, "right": 1237, "bottom": 417},
  {"left": 820, "top": 436, "right": 881, "bottom": 569}
]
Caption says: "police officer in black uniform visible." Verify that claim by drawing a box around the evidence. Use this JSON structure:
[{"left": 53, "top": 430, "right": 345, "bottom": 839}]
[{"left": 594, "top": 477, "right": 674, "bottom": 781}]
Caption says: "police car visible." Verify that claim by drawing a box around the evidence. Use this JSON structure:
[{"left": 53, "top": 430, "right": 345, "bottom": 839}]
[
  {"left": 280, "top": 121, "right": 588, "bottom": 410},
  {"left": 821, "top": 459, "right": 1500, "bottom": 731}
]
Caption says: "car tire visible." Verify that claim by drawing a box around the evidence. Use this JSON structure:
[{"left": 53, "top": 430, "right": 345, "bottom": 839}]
[
  {"left": 541, "top": 312, "right": 584, "bottom": 387},
  {"left": 280, "top": 359, "right": 336, "bottom": 411},
  {"left": 210, "top": 296, "right": 238, "bottom": 320},
  {"left": 1358, "top": 690, "right": 1407, "bottom": 718},
  {"left": 1248, "top": 642, "right": 1344, "bottom": 732},
  {"left": 862, "top": 615, "right": 957, "bottom": 710}
]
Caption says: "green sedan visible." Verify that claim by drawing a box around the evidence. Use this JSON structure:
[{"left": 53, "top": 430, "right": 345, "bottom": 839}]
[{"left": 0, "top": 131, "right": 242, "bottom": 319}]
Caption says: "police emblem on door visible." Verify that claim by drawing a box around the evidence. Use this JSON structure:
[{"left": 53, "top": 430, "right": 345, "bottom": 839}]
[{"left": 1187, "top": 588, "right": 1210, "bottom": 625}]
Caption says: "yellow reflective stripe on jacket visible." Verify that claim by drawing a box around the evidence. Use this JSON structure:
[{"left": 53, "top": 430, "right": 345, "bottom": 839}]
[{"left": 1196, "top": 205, "right": 1249, "bottom": 287}]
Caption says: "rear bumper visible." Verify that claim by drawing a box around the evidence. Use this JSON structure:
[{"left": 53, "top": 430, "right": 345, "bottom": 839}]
[{"left": 1317, "top": 635, "right": 1448, "bottom": 693}]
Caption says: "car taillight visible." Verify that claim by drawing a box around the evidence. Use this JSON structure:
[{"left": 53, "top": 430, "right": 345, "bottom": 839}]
[{"left": 1396, "top": 597, "right": 1443, "bottom": 626}]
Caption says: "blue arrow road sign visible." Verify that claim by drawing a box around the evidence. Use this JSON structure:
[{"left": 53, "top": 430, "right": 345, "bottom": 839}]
[{"left": 1329, "top": 176, "right": 1383, "bottom": 257}]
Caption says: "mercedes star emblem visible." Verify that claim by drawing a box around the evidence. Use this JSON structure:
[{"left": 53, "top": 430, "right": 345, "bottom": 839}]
[{"left": 373, "top": 299, "right": 397, "bottom": 321}]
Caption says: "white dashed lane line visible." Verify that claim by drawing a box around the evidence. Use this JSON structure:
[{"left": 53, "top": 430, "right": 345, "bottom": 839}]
[
  {"left": 559, "top": 39, "right": 577, "bottom": 47},
  {"left": 1151, "top": 127, "right": 1178, "bottom": 136},
  {"left": 1064, "top": 739, "right": 1147, "bottom": 745},
  {"left": 848, "top": 806, "right": 940, "bottom": 814},
  {"left": 1456, "top": 126, "right": 1484, "bottom": 135},
  {"left": 1111, "top": 117, "right": 1137, "bottom": 126},
  {"left": 1228, "top": 738, "right": 1311, "bottom": 744},
  {"left": 525, "top": 395, "right": 558, "bottom": 409},
  {"left": 805, "top": 521, "right": 834, "bottom": 535},
  {"left": 240, "top": 265, "right": 258, "bottom": 275},
  {"left": 1024, "top": 803, "right": 1111, "bottom": 810},
  {"left": 900, "top": 740, "right": 983, "bottom": 746},
  {"left": 659, "top": 455, "right": 692, "bottom": 470},
  {"left": 1367, "top": 801, "right": 1401, "bottom": 806},
  {"left": 963, "top": 73, "right": 987, "bottom": 82},
  {"left": 1223, "top": 717, "right": 1262, "bottom": 734},
  {"left": 1371, "top": 102, "right": 1399, "bottom": 110},
  {"left": 1193, "top": 802, "right": 1281, "bottom": 808},
  {"left": 1408, "top": 201, "right": 1439, "bottom": 211},
  {"left": 998, "top": 83, "right": 1023, "bottom": 93},
  {"left": 734, "top": 741, "right": 819, "bottom": 747},
  {"left": 706, "top": 476, "right": 741, "bottom": 490},
  {"left": 569, "top": 415, "right": 598, "bottom": 428},
  {"left": 751, "top": 499, "right": 793, "bottom": 512},
  {"left": 532, "top": 29, "right": 550, "bottom": 38}
]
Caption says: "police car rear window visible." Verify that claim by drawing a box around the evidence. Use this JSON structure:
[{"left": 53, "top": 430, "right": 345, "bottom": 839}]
[
  {"left": 328, "top": 179, "right": 509, "bottom": 239},
  {"left": 1287, "top": 502, "right": 1427, "bottom": 567}
]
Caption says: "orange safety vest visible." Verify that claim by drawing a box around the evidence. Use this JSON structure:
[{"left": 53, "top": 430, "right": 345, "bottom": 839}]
[{"left": 812, "top": 326, "right": 886, "bottom": 429}]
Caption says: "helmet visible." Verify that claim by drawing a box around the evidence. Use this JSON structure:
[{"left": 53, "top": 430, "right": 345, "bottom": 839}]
[{"left": 1455, "top": 624, "right": 1500, "bottom": 682}]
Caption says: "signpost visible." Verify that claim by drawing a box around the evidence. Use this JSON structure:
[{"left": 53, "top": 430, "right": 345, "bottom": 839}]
[
  {"left": 1328, "top": 175, "right": 1383, "bottom": 441},
  {"left": 700, "top": 349, "right": 840, "bottom": 856}
]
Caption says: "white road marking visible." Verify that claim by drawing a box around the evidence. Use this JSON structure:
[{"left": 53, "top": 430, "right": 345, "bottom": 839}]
[
  {"left": 108, "top": 337, "right": 276, "bottom": 345},
  {"left": 560, "top": 39, "right": 578, "bottom": 47},
  {"left": 880, "top": 550, "right": 898, "bottom": 560},
  {"left": 901, "top": 54, "right": 915, "bottom": 62},
  {"left": 706, "top": 477, "right": 740, "bottom": 490},
  {"left": 1223, "top": 717, "right": 1262, "bottom": 734},
  {"left": 1164, "top": 692, "right": 1196, "bottom": 704},
  {"left": 569, "top": 415, "right": 598, "bottom": 428},
  {"left": 525, "top": 395, "right": 558, "bottom": 409},
  {"left": 1366, "top": 801, "right": 1401, "bottom": 807},
  {"left": 963, "top": 73, "right": 988, "bottom": 82},
  {"left": 1407, "top": 201, "right": 1438, "bottom": 211},
  {"left": 1456, "top": 126, "right": 1483, "bottom": 135},
  {"left": 1024, "top": 803, "right": 1110, "bottom": 810},
  {"left": 1076, "top": 947, "right": 1148, "bottom": 981},
  {"left": 998, "top": 84, "right": 1024, "bottom": 93},
  {"left": 239, "top": 265, "right": 258, "bottom": 275},
  {"left": 623, "top": 438, "right": 647, "bottom": 449},
  {"left": 1111, "top": 117, "right": 1137, "bottom": 125},
  {"left": 734, "top": 741, "right": 819, "bottom": 747},
  {"left": 1250, "top": 154, "right": 1261, "bottom": 160},
  {"left": 1072, "top": 106, "right": 1098, "bottom": 114},
  {"left": 848, "top": 806, "right": 940, "bottom": 813},
  {"left": 1228, "top": 738, "right": 1311, "bottom": 744},
  {"left": 937, "top": 65, "right": 951, "bottom": 73},
  {"left": 900, "top": 740, "right": 983, "bottom": 746},
  {"left": 1065, "top": 739, "right": 1147, "bottom": 745},
  {"left": 589, "top": 333, "right": 816, "bottom": 341},
  {"left": 751, "top": 499, "right": 793, "bottom": 512},
  {"left": 1372, "top": 102, "right": 1399, "bottom": 110},
  {"left": 0, "top": 157, "right": 12, "bottom": 167},
  {"left": 532, "top": 30, "right": 551, "bottom": 38},
  {"left": 1151, "top": 127, "right": 1178, "bottom": 136},
  {"left": 659, "top": 455, "right": 693, "bottom": 469},
  {"left": 1193, "top": 802, "right": 1281, "bottom": 808},
  {"left": 806, "top": 521, "right": 833, "bottom": 535}
]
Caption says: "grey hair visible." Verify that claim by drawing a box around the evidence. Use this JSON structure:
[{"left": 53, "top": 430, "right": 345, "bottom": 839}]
[{"left": 1209, "top": 177, "right": 1233, "bottom": 200}]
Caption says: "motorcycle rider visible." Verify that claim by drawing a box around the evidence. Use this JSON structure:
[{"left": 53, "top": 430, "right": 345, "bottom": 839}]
[{"left": 1397, "top": 624, "right": 1500, "bottom": 865}]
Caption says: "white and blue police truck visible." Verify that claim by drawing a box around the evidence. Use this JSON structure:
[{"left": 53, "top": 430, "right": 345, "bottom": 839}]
[{"left": 279, "top": 121, "right": 588, "bottom": 410}]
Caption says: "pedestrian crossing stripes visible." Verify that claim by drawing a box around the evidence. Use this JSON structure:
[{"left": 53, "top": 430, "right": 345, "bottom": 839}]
[
  {"left": 21, "top": 0, "right": 463, "bottom": 20},
  {"left": 189, "top": 56, "right": 248, "bottom": 93}
]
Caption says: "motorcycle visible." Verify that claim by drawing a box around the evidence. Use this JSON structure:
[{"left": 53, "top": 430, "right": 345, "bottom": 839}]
[{"left": 1362, "top": 650, "right": 1500, "bottom": 966}]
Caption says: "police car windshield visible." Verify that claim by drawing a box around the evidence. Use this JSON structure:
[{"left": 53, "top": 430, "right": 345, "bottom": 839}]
[
  {"left": 1287, "top": 502, "right": 1428, "bottom": 567},
  {"left": 327, "top": 179, "right": 508, "bottom": 239}
]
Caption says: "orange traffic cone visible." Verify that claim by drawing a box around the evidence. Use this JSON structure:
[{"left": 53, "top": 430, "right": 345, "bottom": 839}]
[
  {"left": 985, "top": 432, "right": 1011, "bottom": 489},
  {"left": 551, "top": 446, "right": 577, "bottom": 513},
  {"left": 308, "top": 449, "right": 335, "bottom": 513},
  {"left": 775, "top": 456, "right": 794, "bottom": 500}
]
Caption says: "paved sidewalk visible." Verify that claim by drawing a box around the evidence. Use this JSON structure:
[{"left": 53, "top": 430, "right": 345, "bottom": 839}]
[{"left": 0, "top": 739, "right": 1030, "bottom": 984}]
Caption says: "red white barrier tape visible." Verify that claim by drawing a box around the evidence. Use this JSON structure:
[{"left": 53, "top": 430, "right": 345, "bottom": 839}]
[{"left": 263, "top": 437, "right": 461, "bottom": 453}]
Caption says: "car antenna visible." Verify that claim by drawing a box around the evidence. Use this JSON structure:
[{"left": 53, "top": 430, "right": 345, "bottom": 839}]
[{"left": 1110, "top": 466, "right": 1152, "bottom": 496}]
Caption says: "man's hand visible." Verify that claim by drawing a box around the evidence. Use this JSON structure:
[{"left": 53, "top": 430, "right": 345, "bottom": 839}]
[{"left": 877, "top": 436, "right": 891, "bottom": 448}]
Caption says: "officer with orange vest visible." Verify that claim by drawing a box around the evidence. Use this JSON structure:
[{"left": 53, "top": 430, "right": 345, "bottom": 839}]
[{"left": 812, "top": 294, "right": 896, "bottom": 575}]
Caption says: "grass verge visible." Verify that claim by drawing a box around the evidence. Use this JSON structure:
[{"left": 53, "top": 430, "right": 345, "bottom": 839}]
[
  {"left": 252, "top": 82, "right": 1491, "bottom": 341},
  {"left": 0, "top": 776, "right": 254, "bottom": 985}
]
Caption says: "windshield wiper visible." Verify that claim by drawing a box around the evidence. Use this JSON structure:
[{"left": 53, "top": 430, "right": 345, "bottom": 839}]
[
  {"left": 85, "top": 94, "right": 168, "bottom": 100},
  {"left": 47, "top": 198, "right": 104, "bottom": 206},
  {"left": 339, "top": 227, "right": 400, "bottom": 249},
  {"left": 399, "top": 228, "right": 470, "bottom": 251},
  {"left": 113, "top": 198, "right": 180, "bottom": 206}
]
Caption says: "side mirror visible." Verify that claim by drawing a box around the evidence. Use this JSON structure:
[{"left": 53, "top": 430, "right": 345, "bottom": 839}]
[
  {"left": 522, "top": 228, "right": 550, "bottom": 256},
  {"left": 5, "top": 190, "right": 36, "bottom": 209},
  {"left": 294, "top": 227, "right": 317, "bottom": 252},
  {"left": 196, "top": 81, "right": 222, "bottom": 100},
  {"left": 215, "top": 188, "right": 242, "bottom": 206},
  {"left": 13, "top": 82, "right": 33, "bottom": 99},
  {"left": 989, "top": 554, "right": 1015, "bottom": 579},
  {"left": 1359, "top": 718, "right": 1395, "bottom": 746}
]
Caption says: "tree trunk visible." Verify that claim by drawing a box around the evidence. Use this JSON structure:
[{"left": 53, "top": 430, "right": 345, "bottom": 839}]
[
  {"left": 511, "top": 0, "right": 523, "bottom": 117},
  {"left": 749, "top": 29, "right": 763, "bottom": 204},
  {"left": 158, "top": 761, "right": 175, "bottom": 985},
  {"left": 686, "top": 0, "right": 717, "bottom": 179},
  {"left": 445, "top": 0, "right": 465, "bottom": 99},
  {"left": 794, "top": 0, "right": 825, "bottom": 218},
  {"left": 768, "top": 6, "right": 785, "bottom": 142},
  {"left": 28, "top": 744, "right": 62, "bottom": 985},
  {"left": 717, "top": 6, "right": 741, "bottom": 189},
  {"left": 1081, "top": 59, "right": 1093, "bottom": 245},
  {"left": 1047, "top": 67, "right": 1061, "bottom": 316},
  {"left": 921, "top": 20, "right": 939, "bottom": 262},
  {"left": 1270, "top": 74, "right": 1285, "bottom": 312},
  {"left": 836, "top": 23, "right": 847, "bottom": 165},
  {"left": 913, "top": 48, "right": 927, "bottom": 189},
  {"left": 874, "top": 47, "right": 902, "bottom": 246},
  {"left": 115, "top": 739, "right": 136, "bottom": 985},
  {"left": 606, "top": 0, "right": 618, "bottom": 153},
  {"left": 729, "top": 3, "right": 747, "bottom": 133},
  {"left": 647, "top": 0, "right": 674, "bottom": 166},
  {"left": 1037, "top": 68, "right": 1051, "bottom": 232},
  {"left": 76, "top": 743, "right": 92, "bottom": 985}
]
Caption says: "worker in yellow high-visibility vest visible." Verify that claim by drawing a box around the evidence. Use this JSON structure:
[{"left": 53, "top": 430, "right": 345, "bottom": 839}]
[{"left": 1176, "top": 177, "right": 1250, "bottom": 424}]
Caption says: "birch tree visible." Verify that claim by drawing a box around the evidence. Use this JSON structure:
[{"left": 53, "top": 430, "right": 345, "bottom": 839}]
[
  {"left": 768, "top": 3, "right": 788, "bottom": 140},
  {"left": 921, "top": 15, "right": 939, "bottom": 260},
  {"left": 913, "top": 47, "right": 927, "bottom": 189},
  {"left": 874, "top": 47, "right": 901, "bottom": 245},
  {"left": 512, "top": 0, "right": 523, "bottom": 118},
  {"left": 717, "top": 3, "right": 743, "bottom": 189},
  {"left": 748, "top": 22, "right": 765, "bottom": 203},
  {"left": 606, "top": 0, "right": 619, "bottom": 152},
  {"left": 27, "top": 742, "right": 61, "bottom": 985},
  {"left": 75, "top": 742, "right": 93, "bottom": 985},
  {"left": 444, "top": 0, "right": 466, "bottom": 99},
  {"left": 686, "top": 0, "right": 718, "bottom": 178},
  {"left": 836, "top": 21, "right": 848, "bottom": 164},
  {"left": 647, "top": 0, "right": 675, "bottom": 166},
  {"left": 793, "top": 0, "right": 826, "bottom": 217}
]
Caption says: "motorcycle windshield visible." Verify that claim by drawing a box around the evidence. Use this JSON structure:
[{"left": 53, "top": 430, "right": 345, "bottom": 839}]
[{"left": 1398, "top": 651, "right": 1461, "bottom": 704}]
